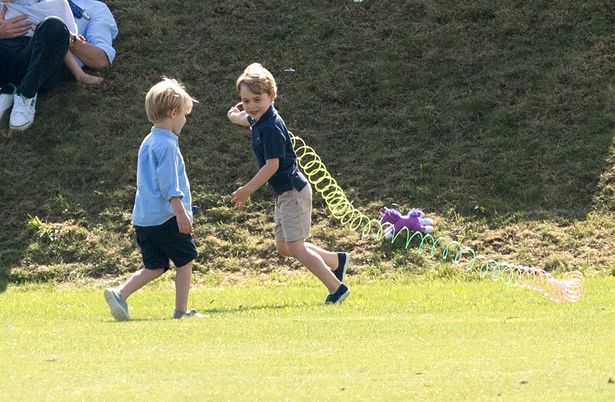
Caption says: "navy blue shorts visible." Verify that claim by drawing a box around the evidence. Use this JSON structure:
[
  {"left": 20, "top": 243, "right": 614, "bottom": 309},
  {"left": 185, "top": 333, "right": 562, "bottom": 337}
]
[{"left": 134, "top": 217, "right": 198, "bottom": 271}]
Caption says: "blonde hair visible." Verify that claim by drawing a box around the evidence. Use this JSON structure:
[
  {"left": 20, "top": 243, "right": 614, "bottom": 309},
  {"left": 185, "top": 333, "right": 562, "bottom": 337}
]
[
  {"left": 235, "top": 63, "right": 277, "bottom": 97},
  {"left": 145, "top": 77, "right": 197, "bottom": 123}
]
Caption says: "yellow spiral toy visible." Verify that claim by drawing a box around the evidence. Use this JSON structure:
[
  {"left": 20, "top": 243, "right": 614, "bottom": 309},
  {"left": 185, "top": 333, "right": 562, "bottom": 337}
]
[{"left": 289, "top": 131, "right": 584, "bottom": 303}]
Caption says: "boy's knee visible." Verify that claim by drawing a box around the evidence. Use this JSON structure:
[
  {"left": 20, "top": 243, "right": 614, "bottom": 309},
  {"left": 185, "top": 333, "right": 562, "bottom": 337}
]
[
  {"left": 276, "top": 243, "right": 292, "bottom": 257},
  {"left": 284, "top": 240, "right": 306, "bottom": 257}
]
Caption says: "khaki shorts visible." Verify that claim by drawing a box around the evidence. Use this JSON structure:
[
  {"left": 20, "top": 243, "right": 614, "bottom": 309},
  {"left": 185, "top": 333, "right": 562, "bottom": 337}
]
[{"left": 274, "top": 185, "right": 312, "bottom": 242}]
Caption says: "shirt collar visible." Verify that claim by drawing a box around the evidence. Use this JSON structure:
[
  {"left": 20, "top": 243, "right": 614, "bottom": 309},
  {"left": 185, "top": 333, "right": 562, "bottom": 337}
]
[
  {"left": 151, "top": 126, "right": 179, "bottom": 142},
  {"left": 252, "top": 105, "right": 277, "bottom": 128}
]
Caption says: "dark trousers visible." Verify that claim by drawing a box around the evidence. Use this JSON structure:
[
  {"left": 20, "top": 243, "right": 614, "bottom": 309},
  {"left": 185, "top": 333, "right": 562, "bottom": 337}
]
[{"left": 0, "top": 17, "right": 69, "bottom": 98}]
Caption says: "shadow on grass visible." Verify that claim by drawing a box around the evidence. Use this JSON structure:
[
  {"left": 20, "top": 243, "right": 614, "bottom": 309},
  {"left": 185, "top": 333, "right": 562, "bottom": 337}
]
[
  {"left": 0, "top": 244, "right": 19, "bottom": 294},
  {"left": 201, "top": 301, "right": 316, "bottom": 315},
  {"left": 100, "top": 302, "right": 315, "bottom": 323}
]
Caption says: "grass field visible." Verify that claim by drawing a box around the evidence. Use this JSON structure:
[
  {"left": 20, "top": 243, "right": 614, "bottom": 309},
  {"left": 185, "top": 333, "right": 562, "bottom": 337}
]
[
  {"left": 1, "top": 275, "right": 614, "bottom": 401},
  {"left": 1, "top": 2, "right": 614, "bottom": 399}
]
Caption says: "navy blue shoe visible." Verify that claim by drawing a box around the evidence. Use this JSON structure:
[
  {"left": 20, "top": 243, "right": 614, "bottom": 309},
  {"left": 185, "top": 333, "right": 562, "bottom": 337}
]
[
  {"left": 325, "top": 283, "right": 350, "bottom": 304},
  {"left": 333, "top": 252, "right": 349, "bottom": 283}
]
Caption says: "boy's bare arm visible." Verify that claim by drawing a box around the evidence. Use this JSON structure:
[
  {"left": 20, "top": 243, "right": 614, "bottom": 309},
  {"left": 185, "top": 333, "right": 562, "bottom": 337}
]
[{"left": 232, "top": 158, "right": 279, "bottom": 208}]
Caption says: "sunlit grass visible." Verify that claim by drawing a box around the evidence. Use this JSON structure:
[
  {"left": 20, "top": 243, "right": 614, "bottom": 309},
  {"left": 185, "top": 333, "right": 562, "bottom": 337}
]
[{"left": 1, "top": 275, "right": 614, "bottom": 401}]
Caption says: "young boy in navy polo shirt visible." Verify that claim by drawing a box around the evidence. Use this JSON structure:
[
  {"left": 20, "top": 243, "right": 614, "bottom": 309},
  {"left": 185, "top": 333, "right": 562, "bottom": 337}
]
[
  {"left": 104, "top": 77, "right": 202, "bottom": 320},
  {"left": 227, "top": 63, "right": 350, "bottom": 304}
]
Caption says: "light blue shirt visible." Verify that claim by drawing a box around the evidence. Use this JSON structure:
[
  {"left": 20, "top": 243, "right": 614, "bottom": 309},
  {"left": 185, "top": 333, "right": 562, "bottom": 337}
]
[
  {"left": 131, "top": 127, "right": 193, "bottom": 227},
  {"left": 72, "top": 0, "right": 118, "bottom": 66}
]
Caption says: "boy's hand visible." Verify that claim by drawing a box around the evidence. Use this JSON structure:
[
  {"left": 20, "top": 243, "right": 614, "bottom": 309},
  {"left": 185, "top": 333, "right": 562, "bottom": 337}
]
[
  {"left": 176, "top": 210, "right": 193, "bottom": 234},
  {"left": 170, "top": 197, "right": 192, "bottom": 233},
  {"left": 231, "top": 160, "right": 277, "bottom": 208},
  {"left": 232, "top": 186, "right": 251, "bottom": 208},
  {"left": 227, "top": 103, "right": 250, "bottom": 127}
]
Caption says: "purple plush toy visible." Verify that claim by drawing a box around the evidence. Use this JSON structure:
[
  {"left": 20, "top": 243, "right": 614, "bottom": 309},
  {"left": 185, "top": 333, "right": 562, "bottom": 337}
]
[{"left": 380, "top": 207, "right": 434, "bottom": 239}]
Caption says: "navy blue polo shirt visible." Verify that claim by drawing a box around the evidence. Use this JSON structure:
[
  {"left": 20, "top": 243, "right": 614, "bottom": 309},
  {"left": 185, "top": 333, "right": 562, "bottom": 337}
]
[{"left": 248, "top": 105, "right": 307, "bottom": 195}]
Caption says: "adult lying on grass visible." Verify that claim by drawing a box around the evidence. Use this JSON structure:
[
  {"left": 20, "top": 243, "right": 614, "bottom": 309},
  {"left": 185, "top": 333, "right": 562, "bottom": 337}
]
[
  {"left": 3, "top": 0, "right": 107, "bottom": 86},
  {"left": 0, "top": 0, "right": 117, "bottom": 131}
]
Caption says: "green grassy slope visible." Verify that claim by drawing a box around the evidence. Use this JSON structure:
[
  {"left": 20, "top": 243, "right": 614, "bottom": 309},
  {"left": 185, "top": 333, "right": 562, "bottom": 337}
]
[{"left": 1, "top": 0, "right": 614, "bottom": 285}]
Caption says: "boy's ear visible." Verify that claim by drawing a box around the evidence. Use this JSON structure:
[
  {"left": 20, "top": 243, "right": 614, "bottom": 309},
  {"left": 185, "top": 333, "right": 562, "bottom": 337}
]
[{"left": 271, "top": 90, "right": 277, "bottom": 101}]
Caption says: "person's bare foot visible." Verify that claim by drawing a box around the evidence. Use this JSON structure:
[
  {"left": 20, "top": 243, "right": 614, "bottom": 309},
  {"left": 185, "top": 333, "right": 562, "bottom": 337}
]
[{"left": 78, "top": 73, "right": 104, "bottom": 85}]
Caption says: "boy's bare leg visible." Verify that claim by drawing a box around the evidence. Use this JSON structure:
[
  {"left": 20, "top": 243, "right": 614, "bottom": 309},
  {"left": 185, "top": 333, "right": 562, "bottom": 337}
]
[
  {"left": 119, "top": 268, "right": 164, "bottom": 300},
  {"left": 174, "top": 261, "right": 193, "bottom": 313},
  {"left": 305, "top": 242, "right": 339, "bottom": 270},
  {"left": 76, "top": 72, "right": 104, "bottom": 85},
  {"left": 64, "top": 52, "right": 103, "bottom": 85},
  {"left": 278, "top": 241, "right": 340, "bottom": 271},
  {"left": 286, "top": 240, "right": 340, "bottom": 293}
]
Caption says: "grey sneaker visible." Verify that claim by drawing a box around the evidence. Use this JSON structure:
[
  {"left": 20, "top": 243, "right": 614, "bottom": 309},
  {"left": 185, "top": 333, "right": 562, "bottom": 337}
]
[
  {"left": 325, "top": 283, "right": 350, "bottom": 304},
  {"left": 9, "top": 93, "right": 37, "bottom": 131},
  {"left": 333, "top": 252, "right": 349, "bottom": 283},
  {"left": 104, "top": 288, "right": 130, "bottom": 321},
  {"left": 173, "top": 309, "right": 205, "bottom": 319}
]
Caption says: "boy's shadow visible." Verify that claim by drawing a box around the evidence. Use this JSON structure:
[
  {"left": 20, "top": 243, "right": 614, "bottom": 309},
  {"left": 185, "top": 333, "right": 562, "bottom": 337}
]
[
  {"left": 203, "top": 301, "right": 314, "bottom": 315},
  {"left": 103, "top": 301, "right": 316, "bottom": 322}
]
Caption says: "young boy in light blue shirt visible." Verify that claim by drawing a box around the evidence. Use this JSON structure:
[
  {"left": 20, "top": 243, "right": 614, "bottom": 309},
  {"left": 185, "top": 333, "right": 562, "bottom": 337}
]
[{"left": 104, "top": 77, "right": 202, "bottom": 321}]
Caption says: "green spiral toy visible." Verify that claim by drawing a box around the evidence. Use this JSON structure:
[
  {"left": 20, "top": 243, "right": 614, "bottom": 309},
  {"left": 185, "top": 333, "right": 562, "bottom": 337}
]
[{"left": 290, "top": 131, "right": 584, "bottom": 303}]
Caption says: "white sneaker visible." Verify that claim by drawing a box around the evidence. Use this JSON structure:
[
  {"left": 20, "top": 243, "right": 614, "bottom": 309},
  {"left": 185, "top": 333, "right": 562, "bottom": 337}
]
[
  {"left": 9, "top": 93, "right": 37, "bottom": 131},
  {"left": 104, "top": 288, "right": 130, "bottom": 321},
  {"left": 0, "top": 93, "right": 13, "bottom": 120}
]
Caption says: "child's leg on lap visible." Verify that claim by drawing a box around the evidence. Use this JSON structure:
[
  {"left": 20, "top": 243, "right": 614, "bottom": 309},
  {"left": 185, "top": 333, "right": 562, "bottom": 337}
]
[{"left": 64, "top": 52, "right": 103, "bottom": 85}]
